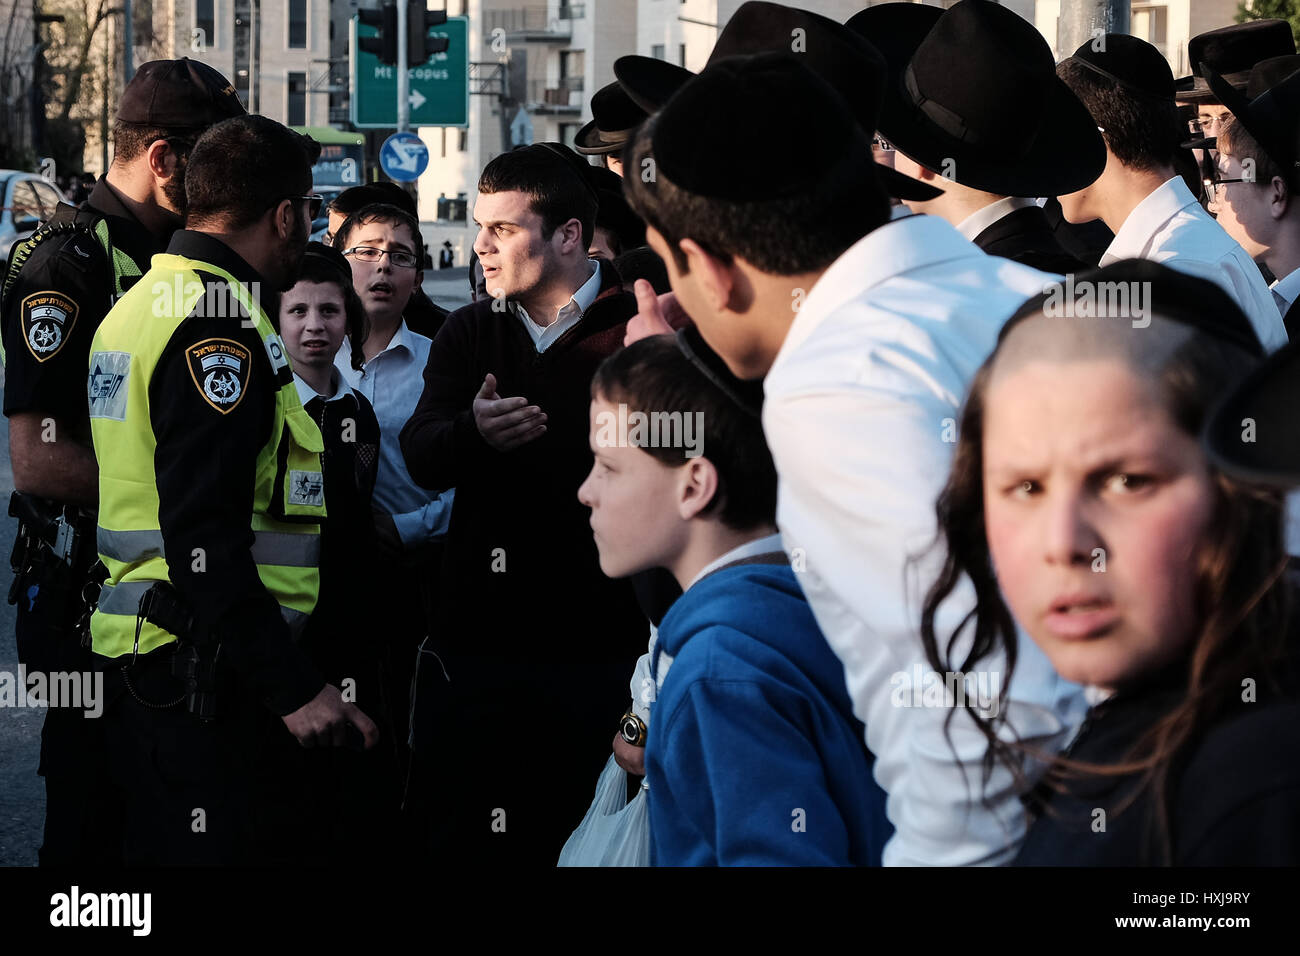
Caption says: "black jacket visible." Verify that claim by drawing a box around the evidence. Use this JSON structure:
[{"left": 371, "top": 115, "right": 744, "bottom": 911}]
[
  {"left": 399, "top": 260, "right": 645, "bottom": 689},
  {"left": 972, "top": 204, "right": 1086, "bottom": 276},
  {"left": 1014, "top": 659, "right": 1300, "bottom": 866}
]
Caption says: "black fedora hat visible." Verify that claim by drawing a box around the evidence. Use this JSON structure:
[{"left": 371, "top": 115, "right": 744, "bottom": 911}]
[
  {"left": 613, "top": 1, "right": 941, "bottom": 202},
  {"left": 1176, "top": 19, "right": 1296, "bottom": 105},
  {"left": 575, "top": 82, "right": 648, "bottom": 155},
  {"left": 1204, "top": 340, "right": 1300, "bottom": 486},
  {"left": 1182, "top": 54, "right": 1300, "bottom": 151},
  {"left": 853, "top": 0, "right": 1106, "bottom": 198},
  {"left": 1197, "top": 63, "right": 1300, "bottom": 193}
]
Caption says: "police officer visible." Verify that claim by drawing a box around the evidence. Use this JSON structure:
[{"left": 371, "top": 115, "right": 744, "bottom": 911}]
[
  {"left": 87, "top": 114, "right": 378, "bottom": 865},
  {"left": 0, "top": 58, "right": 244, "bottom": 865}
]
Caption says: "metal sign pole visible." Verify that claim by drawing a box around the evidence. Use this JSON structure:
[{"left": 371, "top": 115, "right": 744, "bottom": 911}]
[
  {"left": 1058, "top": 0, "right": 1130, "bottom": 58},
  {"left": 397, "top": 2, "right": 410, "bottom": 133}
]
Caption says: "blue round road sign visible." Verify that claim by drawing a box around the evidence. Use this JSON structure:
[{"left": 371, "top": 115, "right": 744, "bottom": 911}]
[{"left": 380, "top": 132, "right": 430, "bottom": 182}]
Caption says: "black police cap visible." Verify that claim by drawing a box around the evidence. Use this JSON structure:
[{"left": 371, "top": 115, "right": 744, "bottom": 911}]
[{"left": 117, "top": 58, "right": 246, "bottom": 129}]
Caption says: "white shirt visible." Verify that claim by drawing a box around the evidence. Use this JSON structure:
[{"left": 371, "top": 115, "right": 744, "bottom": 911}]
[
  {"left": 515, "top": 260, "right": 601, "bottom": 353},
  {"left": 763, "top": 213, "right": 1087, "bottom": 867},
  {"left": 336, "top": 321, "right": 454, "bottom": 546},
  {"left": 292, "top": 366, "right": 349, "bottom": 407},
  {"left": 955, "top": 196, "right": 1037, "bottom": 243},
  {"left": 1100, "top": 176, "right": 1287, "bottom": 351},
  {"left": 1270, "top": 268, "right": 1300, "bottom": 316},
  {"left": 686, "top": 532, "right": 784, "bottom": 590}
]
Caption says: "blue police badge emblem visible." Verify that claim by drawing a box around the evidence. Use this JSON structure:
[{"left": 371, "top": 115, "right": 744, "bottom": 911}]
[
  {"left": 186, "top": 338, "right": 252, "bottom": 413},
  {"left": 21, "top": 291, "right": 79, "bottom": 362}
]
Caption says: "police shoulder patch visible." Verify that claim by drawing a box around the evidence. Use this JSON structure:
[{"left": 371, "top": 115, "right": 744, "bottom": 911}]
[
  {"left": 186, "top": 338, "right": 252, "bottom": 414},
  {"left": 20, "top": 291, "right": 79, "bottom": 363}
]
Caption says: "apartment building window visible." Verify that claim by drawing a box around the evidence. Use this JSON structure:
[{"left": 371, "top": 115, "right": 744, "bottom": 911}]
[
  {"left": 651, "top": 44, "right": 665, "bottom": 60},
  {"left": 195, "top": 0, "right": 215, "bottom": 48},
  {"left": 1131, "top": 5, "right": 1168, "bottom": 54},
  {"left": 134, "top": 0, "right": 154, "bottom": 44},
  {"left": 288, "top": 72, "right": 307, "bottom": 126},
  {"left": 289, "top": 0, "right": 308, "bottom": 49}
]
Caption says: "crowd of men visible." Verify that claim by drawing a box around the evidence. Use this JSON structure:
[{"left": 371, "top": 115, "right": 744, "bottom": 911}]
[{"left": 3, "top": 1, "right": 1299, "bottom": 868}]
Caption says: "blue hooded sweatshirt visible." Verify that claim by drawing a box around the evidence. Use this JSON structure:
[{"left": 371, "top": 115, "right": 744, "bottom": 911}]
[{"left": 645, "top": 562, "right": 892, "bottom": 865}]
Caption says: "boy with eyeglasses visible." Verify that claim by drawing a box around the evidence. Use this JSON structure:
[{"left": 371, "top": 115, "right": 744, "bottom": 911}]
[{"left": 334, "top": 202, "right": 454, "bottom": 807}]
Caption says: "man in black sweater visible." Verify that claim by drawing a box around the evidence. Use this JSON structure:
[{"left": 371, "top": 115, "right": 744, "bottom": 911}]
[{"left": 400, "top": 144, "right": 646, "bottom": 864}]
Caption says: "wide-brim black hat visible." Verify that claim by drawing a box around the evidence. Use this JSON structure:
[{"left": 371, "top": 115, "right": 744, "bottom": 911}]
[
  {"left": 1176, "top": 19, "right": 1295, "bottom": 105},
  {"left": 1204, "top": 340, "right": 1300, "bottom": 485},
  {"left": 1183, "top": 54, "right": 1300, "bottom": 151},
  {"left": 613, "top": 1, "right": 941, "bottom": 202},
  {"left": 575, "top": 81, "right": 648, "bottom": 155},
  {"left": 853, "top": 0, "right": 1106, "bottom": 198},
  {"left": 1197, "top": 62, "right": 1300, "bottom": 193}
]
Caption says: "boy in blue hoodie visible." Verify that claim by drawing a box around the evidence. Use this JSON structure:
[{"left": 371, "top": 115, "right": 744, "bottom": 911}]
[{"left": 577, "top": 330, "right": 892, "bottom": 865}]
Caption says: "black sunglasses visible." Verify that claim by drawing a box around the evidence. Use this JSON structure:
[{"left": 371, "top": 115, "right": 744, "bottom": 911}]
[{"left": 283, "top": 193, "right": 324, "bottom": 219}]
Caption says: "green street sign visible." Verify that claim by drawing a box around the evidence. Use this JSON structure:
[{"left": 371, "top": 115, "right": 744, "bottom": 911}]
[{"left": 351, "top": 14, "right": 469, "bottom": 128}]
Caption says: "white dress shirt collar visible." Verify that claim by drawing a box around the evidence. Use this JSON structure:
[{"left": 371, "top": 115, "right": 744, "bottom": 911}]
[
  {"left": 360, "top": 318, "right": 413, "bottom": 370},
  {"left": 292, "top": 365, "right": 348, "bottom": 406},
  {"left": 775, "top": 214, "right": 982, "bottom": 367},
  {"left": 1101, "top": 176, "right": 1198, "bottom": 265},
  {"left": 517, "top": 260, "right": 601, "bottom": 352},
  {"left": 1271, "top": 267, "right": 1300, "bottom": 314},
  {"left": 955, "top": 196, "right": 1037, "bottom": 243},
  {"left": 686, "top": 532, "right": 785, "bottom": 592}
]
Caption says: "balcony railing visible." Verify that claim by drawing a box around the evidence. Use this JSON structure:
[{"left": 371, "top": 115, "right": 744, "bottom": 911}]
[
  {"left": 526, "top": 79, "right": 581, "bottom": 112},
  {"left": 484, "top": 7, "right": 577, "bottom": 41}
]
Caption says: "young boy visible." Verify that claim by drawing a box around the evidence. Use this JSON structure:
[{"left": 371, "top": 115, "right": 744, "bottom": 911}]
[{"left": 577, "top": 331, "right": 891, "bottom": 866}]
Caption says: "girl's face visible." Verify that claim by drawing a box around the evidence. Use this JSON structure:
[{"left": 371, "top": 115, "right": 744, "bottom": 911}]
[
  {"left": 982, "top": 358, "right": 1217, "bottom": 692},
  {"left": 280, "top": 280, "right": 347, "bottom": 371}
]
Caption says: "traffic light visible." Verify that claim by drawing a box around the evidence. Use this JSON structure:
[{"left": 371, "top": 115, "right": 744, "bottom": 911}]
[
  {"left": 407, "top": 1, "right": 449, "bottom": 67},
  {"left": 358, "top": 3, "right": 398, "bottom": 66}
]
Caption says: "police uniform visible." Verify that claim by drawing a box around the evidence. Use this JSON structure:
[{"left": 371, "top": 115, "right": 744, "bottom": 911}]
[
  {"left": 89, "top": 225, "right": 329, "bottom": 865},
  {"left": 0, "top": 57, "right": 244, "bottom": 866}
]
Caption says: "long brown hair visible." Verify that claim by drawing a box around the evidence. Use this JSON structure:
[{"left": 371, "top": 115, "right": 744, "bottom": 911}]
[{"left": 919, "top": 320, "right": 1294, "bottom": 863}]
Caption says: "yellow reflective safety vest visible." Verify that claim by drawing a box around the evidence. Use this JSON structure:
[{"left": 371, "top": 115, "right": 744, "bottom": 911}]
[{"left": 88, "top": 253, "right": 327, "bottom": 659}]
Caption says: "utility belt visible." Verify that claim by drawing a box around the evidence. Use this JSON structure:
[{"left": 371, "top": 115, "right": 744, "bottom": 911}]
[
  {"left": 7, "top": 491, "right": 104, "bottom": 643},
  {"left": 120, "top": 580, "right": 223, "bottom": 723}
]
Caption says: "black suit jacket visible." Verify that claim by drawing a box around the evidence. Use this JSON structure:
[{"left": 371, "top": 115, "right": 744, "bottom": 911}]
[
  {"left": 1281, "top": 294, "right": 1300, "bottom": 342},
  {"left": 972, "top": 204, "right": 1086, "bottom": 275}
]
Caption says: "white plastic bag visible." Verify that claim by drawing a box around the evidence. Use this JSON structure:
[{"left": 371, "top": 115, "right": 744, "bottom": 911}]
[{"left": 557, "top": 754, "right": 650, "bottom": 867}]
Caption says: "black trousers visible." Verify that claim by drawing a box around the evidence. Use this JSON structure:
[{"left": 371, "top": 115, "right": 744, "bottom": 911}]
[
  {"left": 406, "top": 657, "right": 624, "bottom": 866},
  {"left": 13, "top": 572, "right": 124, "bottom": 867},
  {"left": 102, "top": 649, "right": 261, "bottom": 866}
]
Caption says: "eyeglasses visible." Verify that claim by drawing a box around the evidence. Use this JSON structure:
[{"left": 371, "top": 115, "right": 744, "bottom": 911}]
[
  {"left": 285, "top": 194, "right": 325, "bottom": 219},
  {"left": 342, "top": 245, "right": 419, "bottom": 269},
  {"left": 1203, "top": 176, "right": 1253, "bottom": 198}
]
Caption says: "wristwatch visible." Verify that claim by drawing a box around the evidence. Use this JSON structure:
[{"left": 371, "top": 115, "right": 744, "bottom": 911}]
[{"left": 619, "top": 710, "right": 647, "bottom": 747}]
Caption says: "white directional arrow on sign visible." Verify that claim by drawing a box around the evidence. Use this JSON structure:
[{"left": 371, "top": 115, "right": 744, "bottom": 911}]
[
  {"left": 388, "top": 141, "right": 426, "bottom": 172},
  {"left": 409, "top": 89, "right": 427, "bottom": 110}
]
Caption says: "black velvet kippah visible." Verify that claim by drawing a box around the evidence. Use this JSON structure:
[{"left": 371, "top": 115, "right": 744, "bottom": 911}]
[
  {"left": 1064, "top": 33, "right": 1175, "bottom": 100},
  {"left": 651, "top": 52, "right": 868, "bottom": 202},
  {"left": 675, "top": 323, "right": 765, "bottom": 418},
  {"left": 301, "top": 241, "right": 354, "bottom": 288},
  {"left": 1000, "top": 258, "right": 1265, "bottom": 357}
]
